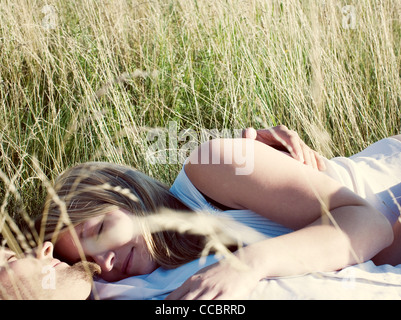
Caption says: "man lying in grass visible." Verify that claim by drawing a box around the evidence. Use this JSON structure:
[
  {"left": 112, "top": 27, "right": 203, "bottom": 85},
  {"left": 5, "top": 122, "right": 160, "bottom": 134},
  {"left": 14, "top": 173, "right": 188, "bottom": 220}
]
[{"left": 0, "top": 241, "right": 99, "bottom": 299}]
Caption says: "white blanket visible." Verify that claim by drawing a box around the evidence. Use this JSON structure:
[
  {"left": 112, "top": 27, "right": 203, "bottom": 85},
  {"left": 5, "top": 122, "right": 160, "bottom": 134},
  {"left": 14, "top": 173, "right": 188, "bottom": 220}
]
[
  {"left": 250, "top": 260, "right": 401, "bottom": 300},
  {"left": 94, "top": 256, "right": 401, "bottom": 300}
]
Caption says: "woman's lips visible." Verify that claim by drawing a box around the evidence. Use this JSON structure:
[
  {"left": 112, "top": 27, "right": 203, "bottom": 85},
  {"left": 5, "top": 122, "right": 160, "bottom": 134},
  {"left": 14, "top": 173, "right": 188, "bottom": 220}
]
[{"left": 122, "top": 247, "right": 134, "bottom": 275}]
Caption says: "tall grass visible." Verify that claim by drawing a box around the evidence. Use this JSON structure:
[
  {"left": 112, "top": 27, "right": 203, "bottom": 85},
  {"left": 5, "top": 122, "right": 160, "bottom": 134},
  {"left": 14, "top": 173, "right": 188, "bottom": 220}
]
[{"left": 0, "top": 0, "right": 400, "bottom": 236}]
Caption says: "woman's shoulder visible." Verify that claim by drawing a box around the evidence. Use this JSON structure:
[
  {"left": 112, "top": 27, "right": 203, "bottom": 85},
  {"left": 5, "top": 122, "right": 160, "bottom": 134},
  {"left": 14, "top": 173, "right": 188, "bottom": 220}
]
[
  {"left": 170, "top": 164, "right": 219, "bottom": 213},
  {"left": 170, "top": 163, "right": 294, "bottom": 240}
]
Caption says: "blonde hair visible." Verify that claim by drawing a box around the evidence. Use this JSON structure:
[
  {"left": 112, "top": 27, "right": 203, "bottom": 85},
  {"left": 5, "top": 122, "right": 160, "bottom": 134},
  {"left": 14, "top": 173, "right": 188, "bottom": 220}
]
[{"left": 37, "top": 162, "right": 211, "bottom": 269}]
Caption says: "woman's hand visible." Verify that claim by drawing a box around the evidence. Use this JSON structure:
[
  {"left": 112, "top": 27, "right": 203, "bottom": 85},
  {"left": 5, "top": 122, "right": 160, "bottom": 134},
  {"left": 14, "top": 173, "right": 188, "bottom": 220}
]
[
  {"left": 242, "top": 126, "right": 326, "bottom": 171},
  {"left": 165, "top": 260, "right": 259, "bottom": 300}
]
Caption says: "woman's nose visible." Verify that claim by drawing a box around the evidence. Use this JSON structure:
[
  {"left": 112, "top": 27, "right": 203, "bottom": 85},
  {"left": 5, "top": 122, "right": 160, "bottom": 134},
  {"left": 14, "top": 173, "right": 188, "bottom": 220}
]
[
  {"left": 92, "top": 251, "right": 115, "bottom": 272},
  {"left": 36, "top": 241, "right": 54, "bottom": 259}
]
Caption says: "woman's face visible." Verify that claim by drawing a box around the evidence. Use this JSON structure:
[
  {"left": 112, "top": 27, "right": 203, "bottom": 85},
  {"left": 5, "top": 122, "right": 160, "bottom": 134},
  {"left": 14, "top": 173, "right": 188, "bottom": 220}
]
[{"left": 55, "top": 209, "right": 159, "bottom": 282}]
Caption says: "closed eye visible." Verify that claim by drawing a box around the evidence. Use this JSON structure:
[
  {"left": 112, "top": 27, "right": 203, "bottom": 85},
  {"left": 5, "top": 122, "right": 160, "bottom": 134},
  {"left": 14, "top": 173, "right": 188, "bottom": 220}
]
[
  {"left": 7, "top": 255, "right": 17, "bottom": 263},
  {"left": 97, "top": 220, "right": 104, "bottom": 240}
]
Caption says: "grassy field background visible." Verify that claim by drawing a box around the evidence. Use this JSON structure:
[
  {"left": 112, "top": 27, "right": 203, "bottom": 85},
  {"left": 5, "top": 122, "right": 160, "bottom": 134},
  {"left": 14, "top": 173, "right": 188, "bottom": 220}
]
[{"left": 0, "top": 0, "right": 400, "bottom": 237}]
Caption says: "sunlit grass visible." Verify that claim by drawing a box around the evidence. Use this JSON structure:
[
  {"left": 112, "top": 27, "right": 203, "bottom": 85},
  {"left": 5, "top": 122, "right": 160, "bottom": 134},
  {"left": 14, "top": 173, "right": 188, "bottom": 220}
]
[{"left": 0, "top": 0, "right": 400, "bottom": 251}]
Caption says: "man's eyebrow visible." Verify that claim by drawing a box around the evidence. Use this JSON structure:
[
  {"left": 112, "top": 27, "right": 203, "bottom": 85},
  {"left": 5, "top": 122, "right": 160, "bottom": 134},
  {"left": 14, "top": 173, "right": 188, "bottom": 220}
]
[
  {"left": 0, "top": 247, "right": 14, "bottom": 259},
  {"left": 0, "top": 254, "right": 16, "bottom": 268}
]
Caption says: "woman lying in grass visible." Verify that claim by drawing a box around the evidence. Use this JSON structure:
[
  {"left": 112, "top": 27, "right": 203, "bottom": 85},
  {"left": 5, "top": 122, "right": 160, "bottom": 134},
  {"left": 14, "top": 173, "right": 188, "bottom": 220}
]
[{"left": 37, "top": 126, "right": 400, "bottom": 299}]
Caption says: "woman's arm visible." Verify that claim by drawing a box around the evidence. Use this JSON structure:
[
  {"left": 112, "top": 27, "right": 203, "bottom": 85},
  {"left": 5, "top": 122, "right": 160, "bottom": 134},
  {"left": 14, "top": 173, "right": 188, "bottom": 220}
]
[
  {"left": 167, "top": 138, "right": 393, "bottom": 299},
  {"left": 185, "top": 138, "right": 391, "bottom": 232},
  {"left": 242, "top": 126, "right": 326, "bottom": 171}
]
